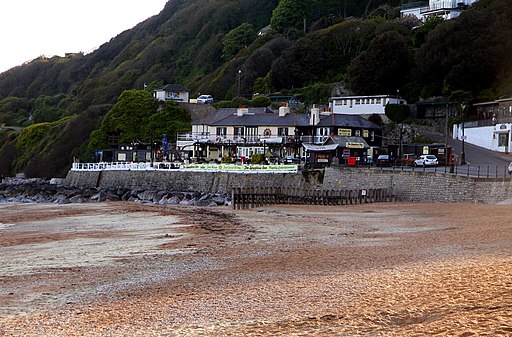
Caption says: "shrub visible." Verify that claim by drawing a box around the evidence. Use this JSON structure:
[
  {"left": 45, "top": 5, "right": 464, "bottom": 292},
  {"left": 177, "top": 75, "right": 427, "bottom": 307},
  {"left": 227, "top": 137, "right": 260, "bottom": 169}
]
[
  {"left": 251, "top": 153, "right": 265, "bottom": 164},
  {"left": 250, "top": 96, "right": 271, "bottom": 107}
]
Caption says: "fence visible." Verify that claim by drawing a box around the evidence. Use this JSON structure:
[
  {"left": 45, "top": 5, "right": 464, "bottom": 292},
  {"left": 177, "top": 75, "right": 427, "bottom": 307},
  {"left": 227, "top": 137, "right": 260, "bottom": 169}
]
[
  {"left": 231, "top": 187, "right": 395, "bottom": 209},
  {"left": 346, "top": 163, "right": 512, "bottom": 179}
]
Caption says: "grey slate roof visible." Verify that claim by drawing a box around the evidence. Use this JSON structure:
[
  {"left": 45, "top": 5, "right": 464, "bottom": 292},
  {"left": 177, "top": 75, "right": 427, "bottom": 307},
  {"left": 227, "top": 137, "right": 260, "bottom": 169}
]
[
  {"left": 158, "top": 84, "right": 190, "bottom": 92},
  {"left": 193, "top": 108, "right": 381, "bottom": 129}
]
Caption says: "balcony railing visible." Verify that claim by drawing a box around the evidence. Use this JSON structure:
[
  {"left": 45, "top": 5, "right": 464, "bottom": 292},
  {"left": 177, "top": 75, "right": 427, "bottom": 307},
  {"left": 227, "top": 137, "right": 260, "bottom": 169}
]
[
  {"left": 420, "top": 0, "right": 472, "bottom": 13},
  {"left": 177, "top": 133, "right": 329, "bottom": 145}
]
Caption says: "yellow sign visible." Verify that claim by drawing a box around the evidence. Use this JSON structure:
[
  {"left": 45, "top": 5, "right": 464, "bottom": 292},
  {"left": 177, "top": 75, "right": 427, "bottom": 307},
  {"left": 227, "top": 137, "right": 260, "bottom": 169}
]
[
  {"left": 346, "top": 142, "right": 364, "bottom": 149},
  {"left": 363, "top": 129, "right": 369, "bottom": 138},
  {"left": 338, "top": 128, "right": 352, "bottom": 136}
]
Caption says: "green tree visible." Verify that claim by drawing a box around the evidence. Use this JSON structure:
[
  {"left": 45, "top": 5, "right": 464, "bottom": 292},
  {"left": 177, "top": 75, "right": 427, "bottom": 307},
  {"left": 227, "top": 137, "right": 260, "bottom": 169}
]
[
  {"left": 99, "top": 89, "right": 158, "bottom": 144},
  {"left": 222, "top": 23, "right": 256, "bottom": 61},
  {"left": 147, "top": 100, "right": 191, "bottom": 142},
  {"left": 270, "top": 0, "right": 311, "bottom": 33},
  {"left": 347, "top": 30, "right": 411, "bottom": 95},
  {"left": 385, "top": 104, "right": 410, "bottom": 123}
]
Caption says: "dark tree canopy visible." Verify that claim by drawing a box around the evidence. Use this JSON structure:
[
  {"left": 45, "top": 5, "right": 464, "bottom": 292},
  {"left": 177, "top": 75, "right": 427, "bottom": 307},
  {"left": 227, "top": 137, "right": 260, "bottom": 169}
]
[{"left": 347, "top": 30, "right": 412, "bottom": 95}]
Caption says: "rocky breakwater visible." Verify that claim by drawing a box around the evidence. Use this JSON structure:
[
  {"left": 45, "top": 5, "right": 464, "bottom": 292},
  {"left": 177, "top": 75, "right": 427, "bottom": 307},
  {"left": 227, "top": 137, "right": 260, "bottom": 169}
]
[{"left": 0, "top": 178, "right": 231, "bottom": 206}]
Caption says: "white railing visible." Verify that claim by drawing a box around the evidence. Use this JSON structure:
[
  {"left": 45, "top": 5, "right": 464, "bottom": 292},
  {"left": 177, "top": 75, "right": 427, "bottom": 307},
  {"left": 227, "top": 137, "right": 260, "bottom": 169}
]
[
  {"left": 71, "top": 162, "right": 298, "bottom": 174},
  {"left": 177, "top": 133, "right": 328, "bottom": 145}
]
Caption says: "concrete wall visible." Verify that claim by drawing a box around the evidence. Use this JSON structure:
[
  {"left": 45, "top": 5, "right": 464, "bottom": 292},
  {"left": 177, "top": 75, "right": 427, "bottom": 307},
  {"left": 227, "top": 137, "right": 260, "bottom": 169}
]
[{"left": 65, "top": 168, "right": 512, "bottom": 203}]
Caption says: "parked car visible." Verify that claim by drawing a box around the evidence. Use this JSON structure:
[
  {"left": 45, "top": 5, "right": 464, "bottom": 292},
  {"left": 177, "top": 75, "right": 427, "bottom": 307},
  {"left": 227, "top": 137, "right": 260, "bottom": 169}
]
[
  {"left": 414, "top": 155, "right": 438, "bottom": 167},
  {"left": 280, "top": 156, "right": 301, "bottom": 164},
  {"left": 376, "top": 154, "right": 391, "bottom": 167},
  {"left": 196, "top": 95, "right": 213, "bottom": 104},
  {"left": 401, "top": 153, "right": 418, "bottom": 166}
]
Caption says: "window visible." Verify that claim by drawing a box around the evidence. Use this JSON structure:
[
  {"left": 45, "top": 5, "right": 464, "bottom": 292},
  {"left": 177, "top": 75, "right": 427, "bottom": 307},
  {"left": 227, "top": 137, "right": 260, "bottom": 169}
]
[
  {"left": 317, "top": 127, "right": 330, "bottom": 136},
  {"left": 355, "top": 99, "right": 360, "bottom": 105},
  {"left": 107, "top": 133, "right": 120, "bottom": 146},
  {"left": 278, "top": 127, "right": 289, "bottom": 136},
  {"left": 216, "top": 127, "right": 227, "bottom": 136},
  {"left": 246, "top": 127, "right": 258, "bottom": 136},
  {"left": 376, "top": 98, "right": 382, "bottom": 104},
  {"left": 498, "top": 133, "right": 509, "bottom": 147},
  {"left": 234, "top": 127, "right": 244, "bottom": 136},
  {"left": 335, "top": 100, "right": 343, "bottom": 106}
]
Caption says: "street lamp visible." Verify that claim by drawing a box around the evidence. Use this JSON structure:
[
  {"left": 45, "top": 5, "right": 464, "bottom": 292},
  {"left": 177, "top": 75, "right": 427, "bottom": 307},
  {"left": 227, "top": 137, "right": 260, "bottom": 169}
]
[
  {"left": 237, "top": 70, "right": 242, "bottom": 98},
  {"left": 461, "top": 103, "right": 466, "bottom": 165}
]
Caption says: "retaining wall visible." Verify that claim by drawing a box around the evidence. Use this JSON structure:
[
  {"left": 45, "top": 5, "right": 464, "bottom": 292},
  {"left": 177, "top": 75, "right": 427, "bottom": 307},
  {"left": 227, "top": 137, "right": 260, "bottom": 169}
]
[
  {"left": 65, "top": 168, "right": 512, "bottom": 203},
  {"left": 65, "top": 170, "right": 323, "bottom": 193},
  {"left": 323, "top": 168, "right": 512, "bottom": 203}
]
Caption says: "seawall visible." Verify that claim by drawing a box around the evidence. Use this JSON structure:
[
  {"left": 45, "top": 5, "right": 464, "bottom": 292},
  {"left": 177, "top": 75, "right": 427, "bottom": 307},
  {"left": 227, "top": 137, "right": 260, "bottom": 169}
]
[
  {"left": 64, "top": 170, "right": 324, "bottom": 193},
  {"left": 65, "top": 168, "right": 512, "bottom": 203}
]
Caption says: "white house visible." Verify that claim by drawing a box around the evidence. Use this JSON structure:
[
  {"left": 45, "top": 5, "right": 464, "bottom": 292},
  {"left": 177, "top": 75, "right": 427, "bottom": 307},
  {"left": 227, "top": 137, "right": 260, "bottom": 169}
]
[
  {"left": 453, "top": 97, "right": 512, "bottom": 153},
  {"left": 401, "top": 0, "right": 478, "bottom": 21},
  {"left": 329, "top": 95, "right": 406, "bottom": 115},
  {"left": 153, "top": 84, "right": 190, "bottom": 102}
]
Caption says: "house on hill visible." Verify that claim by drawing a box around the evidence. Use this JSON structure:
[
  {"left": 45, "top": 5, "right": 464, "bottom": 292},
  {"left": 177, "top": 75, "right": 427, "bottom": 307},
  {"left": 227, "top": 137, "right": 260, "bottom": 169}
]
[
  {"left": 329, "top": 95, "right": 406, "bottom": 116},
  {"left": 400, "top": 0, "right": 478, "bottom": 21},
  {"left": 153, "top": 84, "right": 190, "bottom": 102}
]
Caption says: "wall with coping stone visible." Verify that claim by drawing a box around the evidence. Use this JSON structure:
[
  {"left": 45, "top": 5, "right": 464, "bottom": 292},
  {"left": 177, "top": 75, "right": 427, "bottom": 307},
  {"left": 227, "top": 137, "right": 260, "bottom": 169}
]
[
  {"left": 65, "top": 168, "right": 512, "bottom": 203},
  {"left": 65, "top": 170, "right": 322, "bottom": 193},
  {"left": 323, "top": 167, "right": 512, "bottom": 203}
]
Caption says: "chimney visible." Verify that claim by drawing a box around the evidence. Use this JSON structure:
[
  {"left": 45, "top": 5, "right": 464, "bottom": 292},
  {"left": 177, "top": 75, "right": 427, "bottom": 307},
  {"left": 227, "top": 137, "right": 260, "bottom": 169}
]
[
  {"left": 309, "top": 105, "right": 320, "bottom": 125},
  {"left": 237, "top": 107, "right": 249, "bottom": 116},
  {"left": 279, "top": 103, "right": 290, "bottom": 117}
]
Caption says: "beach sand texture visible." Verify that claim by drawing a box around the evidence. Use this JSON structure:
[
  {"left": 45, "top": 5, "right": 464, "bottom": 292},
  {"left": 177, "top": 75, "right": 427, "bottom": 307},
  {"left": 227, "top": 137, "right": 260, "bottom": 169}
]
[{"left": 0, "top": 202, "right": 511, "bottom": 336}]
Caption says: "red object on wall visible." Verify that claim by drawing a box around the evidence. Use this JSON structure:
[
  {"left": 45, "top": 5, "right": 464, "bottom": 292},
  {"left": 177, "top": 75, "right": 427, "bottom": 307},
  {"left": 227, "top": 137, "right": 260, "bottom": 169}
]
[{"left": 348, "top": 156, "right": 357, "bottom": 167}]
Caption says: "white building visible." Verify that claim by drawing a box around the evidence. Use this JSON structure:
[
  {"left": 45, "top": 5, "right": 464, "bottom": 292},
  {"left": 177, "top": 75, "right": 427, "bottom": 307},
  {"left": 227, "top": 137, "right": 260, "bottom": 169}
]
[
  {"left": 453, "top": 122, "right": 512, "bottom": 153},
  {"left": 401, "top": 0, "right": 478, "bottom": 21},
  {"left": 153, "top": 84, "right": 190, "bottom": 102},
  {"left": 329, "top": 95, "right": 406, "bottom": 115}
]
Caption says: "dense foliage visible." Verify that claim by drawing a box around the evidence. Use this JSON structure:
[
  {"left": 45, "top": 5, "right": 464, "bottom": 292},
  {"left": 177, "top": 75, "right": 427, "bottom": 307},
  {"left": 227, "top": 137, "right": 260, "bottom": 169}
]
[{"left": 0, "top": 0, "right": 510, "bottom": 177}]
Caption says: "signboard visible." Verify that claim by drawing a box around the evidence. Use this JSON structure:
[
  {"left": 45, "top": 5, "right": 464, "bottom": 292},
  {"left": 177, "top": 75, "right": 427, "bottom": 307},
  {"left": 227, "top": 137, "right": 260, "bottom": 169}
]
[
  {"left": 423, "top": 146, "right": 429, "bottom": 154},
  {"left": 316, "top": 153, "right": 330, "bottom": 163},
  {"left": 363, "top": 129, "right": 369, "bottom": 138},
  {"left": 342, "top": 149, "right": 350, "bottom": 158},
  {"left": 338, "top": 128, "right": 352, "bottom": 136},
  {"left": 346, "top": 142, "right": 364, "bottom": 149}
]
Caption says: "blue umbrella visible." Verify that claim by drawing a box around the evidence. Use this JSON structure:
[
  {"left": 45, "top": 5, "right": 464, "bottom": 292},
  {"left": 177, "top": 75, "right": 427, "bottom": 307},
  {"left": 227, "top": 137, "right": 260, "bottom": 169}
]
[{"left": 162, "top": 134, "right": 168, "bottom": 159}]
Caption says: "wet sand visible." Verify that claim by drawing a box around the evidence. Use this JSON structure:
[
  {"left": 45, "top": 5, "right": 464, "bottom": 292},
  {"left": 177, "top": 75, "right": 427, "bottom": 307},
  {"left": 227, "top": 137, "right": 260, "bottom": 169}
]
[{"left": 0, "top": 202, "right": 511, "bottom": 336}]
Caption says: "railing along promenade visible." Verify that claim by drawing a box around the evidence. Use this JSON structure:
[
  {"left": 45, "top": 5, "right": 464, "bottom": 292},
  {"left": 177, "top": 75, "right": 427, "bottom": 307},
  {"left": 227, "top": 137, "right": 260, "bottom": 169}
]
[
  {"left": 232, "top": 187, "right": 395, "bottom": 209},
  {"left": 71, "top": 162, "right": 298, "bottom": 174}
]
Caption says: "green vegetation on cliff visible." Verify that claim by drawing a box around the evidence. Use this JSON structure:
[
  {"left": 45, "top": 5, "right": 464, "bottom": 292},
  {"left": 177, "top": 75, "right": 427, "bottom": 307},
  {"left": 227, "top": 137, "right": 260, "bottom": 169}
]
[{"left": 0, "top": 0, "right": 510, "bottom": 177}]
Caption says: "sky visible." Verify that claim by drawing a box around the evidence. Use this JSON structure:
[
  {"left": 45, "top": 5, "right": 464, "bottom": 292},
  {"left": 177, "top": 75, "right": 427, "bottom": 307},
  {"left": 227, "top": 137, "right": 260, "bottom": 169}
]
[{"left": 0, "top": 0, "right": 169, "bottom": 74}]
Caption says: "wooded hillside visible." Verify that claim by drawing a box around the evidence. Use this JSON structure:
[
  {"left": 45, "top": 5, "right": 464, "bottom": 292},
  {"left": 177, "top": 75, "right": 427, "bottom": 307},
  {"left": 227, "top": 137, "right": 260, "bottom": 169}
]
[{"left": 0, "top": 0, "right": 510, "bottom": 178}]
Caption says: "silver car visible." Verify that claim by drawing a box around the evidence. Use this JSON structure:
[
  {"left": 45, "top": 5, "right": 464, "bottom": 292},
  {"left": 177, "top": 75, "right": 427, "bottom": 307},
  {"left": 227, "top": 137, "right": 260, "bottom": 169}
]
[{"left": 414, "top": 155, "right": 438, "bottom": 167}]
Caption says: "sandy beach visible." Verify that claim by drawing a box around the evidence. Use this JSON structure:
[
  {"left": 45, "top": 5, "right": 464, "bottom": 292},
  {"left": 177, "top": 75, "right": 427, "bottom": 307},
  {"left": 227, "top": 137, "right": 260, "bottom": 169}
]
[{"left": 0, "top": 201, "right": 511, "bottom": 336}]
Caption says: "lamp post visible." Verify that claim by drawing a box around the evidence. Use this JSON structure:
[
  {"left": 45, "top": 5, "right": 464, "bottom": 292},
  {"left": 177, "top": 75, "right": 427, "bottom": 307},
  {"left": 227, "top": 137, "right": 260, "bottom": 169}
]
[
  {"left": 461, "top": 103, "right": 466, "bottom": 165},
  {"left": 237, "top": 70, "right": 242, "bottom": 98}
]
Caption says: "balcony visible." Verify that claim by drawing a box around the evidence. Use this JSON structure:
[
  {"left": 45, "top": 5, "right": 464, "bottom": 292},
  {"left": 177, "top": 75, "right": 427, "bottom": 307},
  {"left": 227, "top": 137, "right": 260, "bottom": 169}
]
[
  {"left": 176, "top": 133, "right": 329, "bottom": 146},
  {"left": 420, "top": 0, "right": 472, "bottom": 13}
]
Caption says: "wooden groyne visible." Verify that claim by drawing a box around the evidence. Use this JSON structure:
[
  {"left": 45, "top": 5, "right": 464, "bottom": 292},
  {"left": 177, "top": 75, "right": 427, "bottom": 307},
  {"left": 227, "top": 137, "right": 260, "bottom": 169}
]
[{"left": 231, "top": 187, "right": 395, "bottom": 209}]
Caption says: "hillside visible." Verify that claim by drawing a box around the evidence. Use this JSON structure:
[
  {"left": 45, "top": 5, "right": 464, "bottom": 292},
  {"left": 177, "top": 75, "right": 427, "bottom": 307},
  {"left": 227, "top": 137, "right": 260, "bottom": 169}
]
[{"left": 1, "top": 0, "right": 511, "bottom": 178}]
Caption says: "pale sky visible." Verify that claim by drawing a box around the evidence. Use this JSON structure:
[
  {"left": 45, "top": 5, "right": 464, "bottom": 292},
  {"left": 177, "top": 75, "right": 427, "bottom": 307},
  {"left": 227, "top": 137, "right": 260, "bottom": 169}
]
[{"left": 0, "top": 0, "right": 169, "bottom": 74}]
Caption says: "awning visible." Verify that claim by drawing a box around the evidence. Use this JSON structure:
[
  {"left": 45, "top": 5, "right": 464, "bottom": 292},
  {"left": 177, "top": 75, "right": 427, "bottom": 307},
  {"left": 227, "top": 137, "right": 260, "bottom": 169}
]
[{"left": 302, "top": 143, "right": 339, "bottom": 152}]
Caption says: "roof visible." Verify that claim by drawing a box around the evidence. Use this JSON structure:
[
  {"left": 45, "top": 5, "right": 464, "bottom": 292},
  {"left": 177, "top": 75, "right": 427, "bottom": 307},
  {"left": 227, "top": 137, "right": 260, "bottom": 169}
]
[
  {"left": 156, "top": 84, "right": 190, "bottom": 92},
  {"left": 193, "top": 109, "right": 381, "bottom": 129}
]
